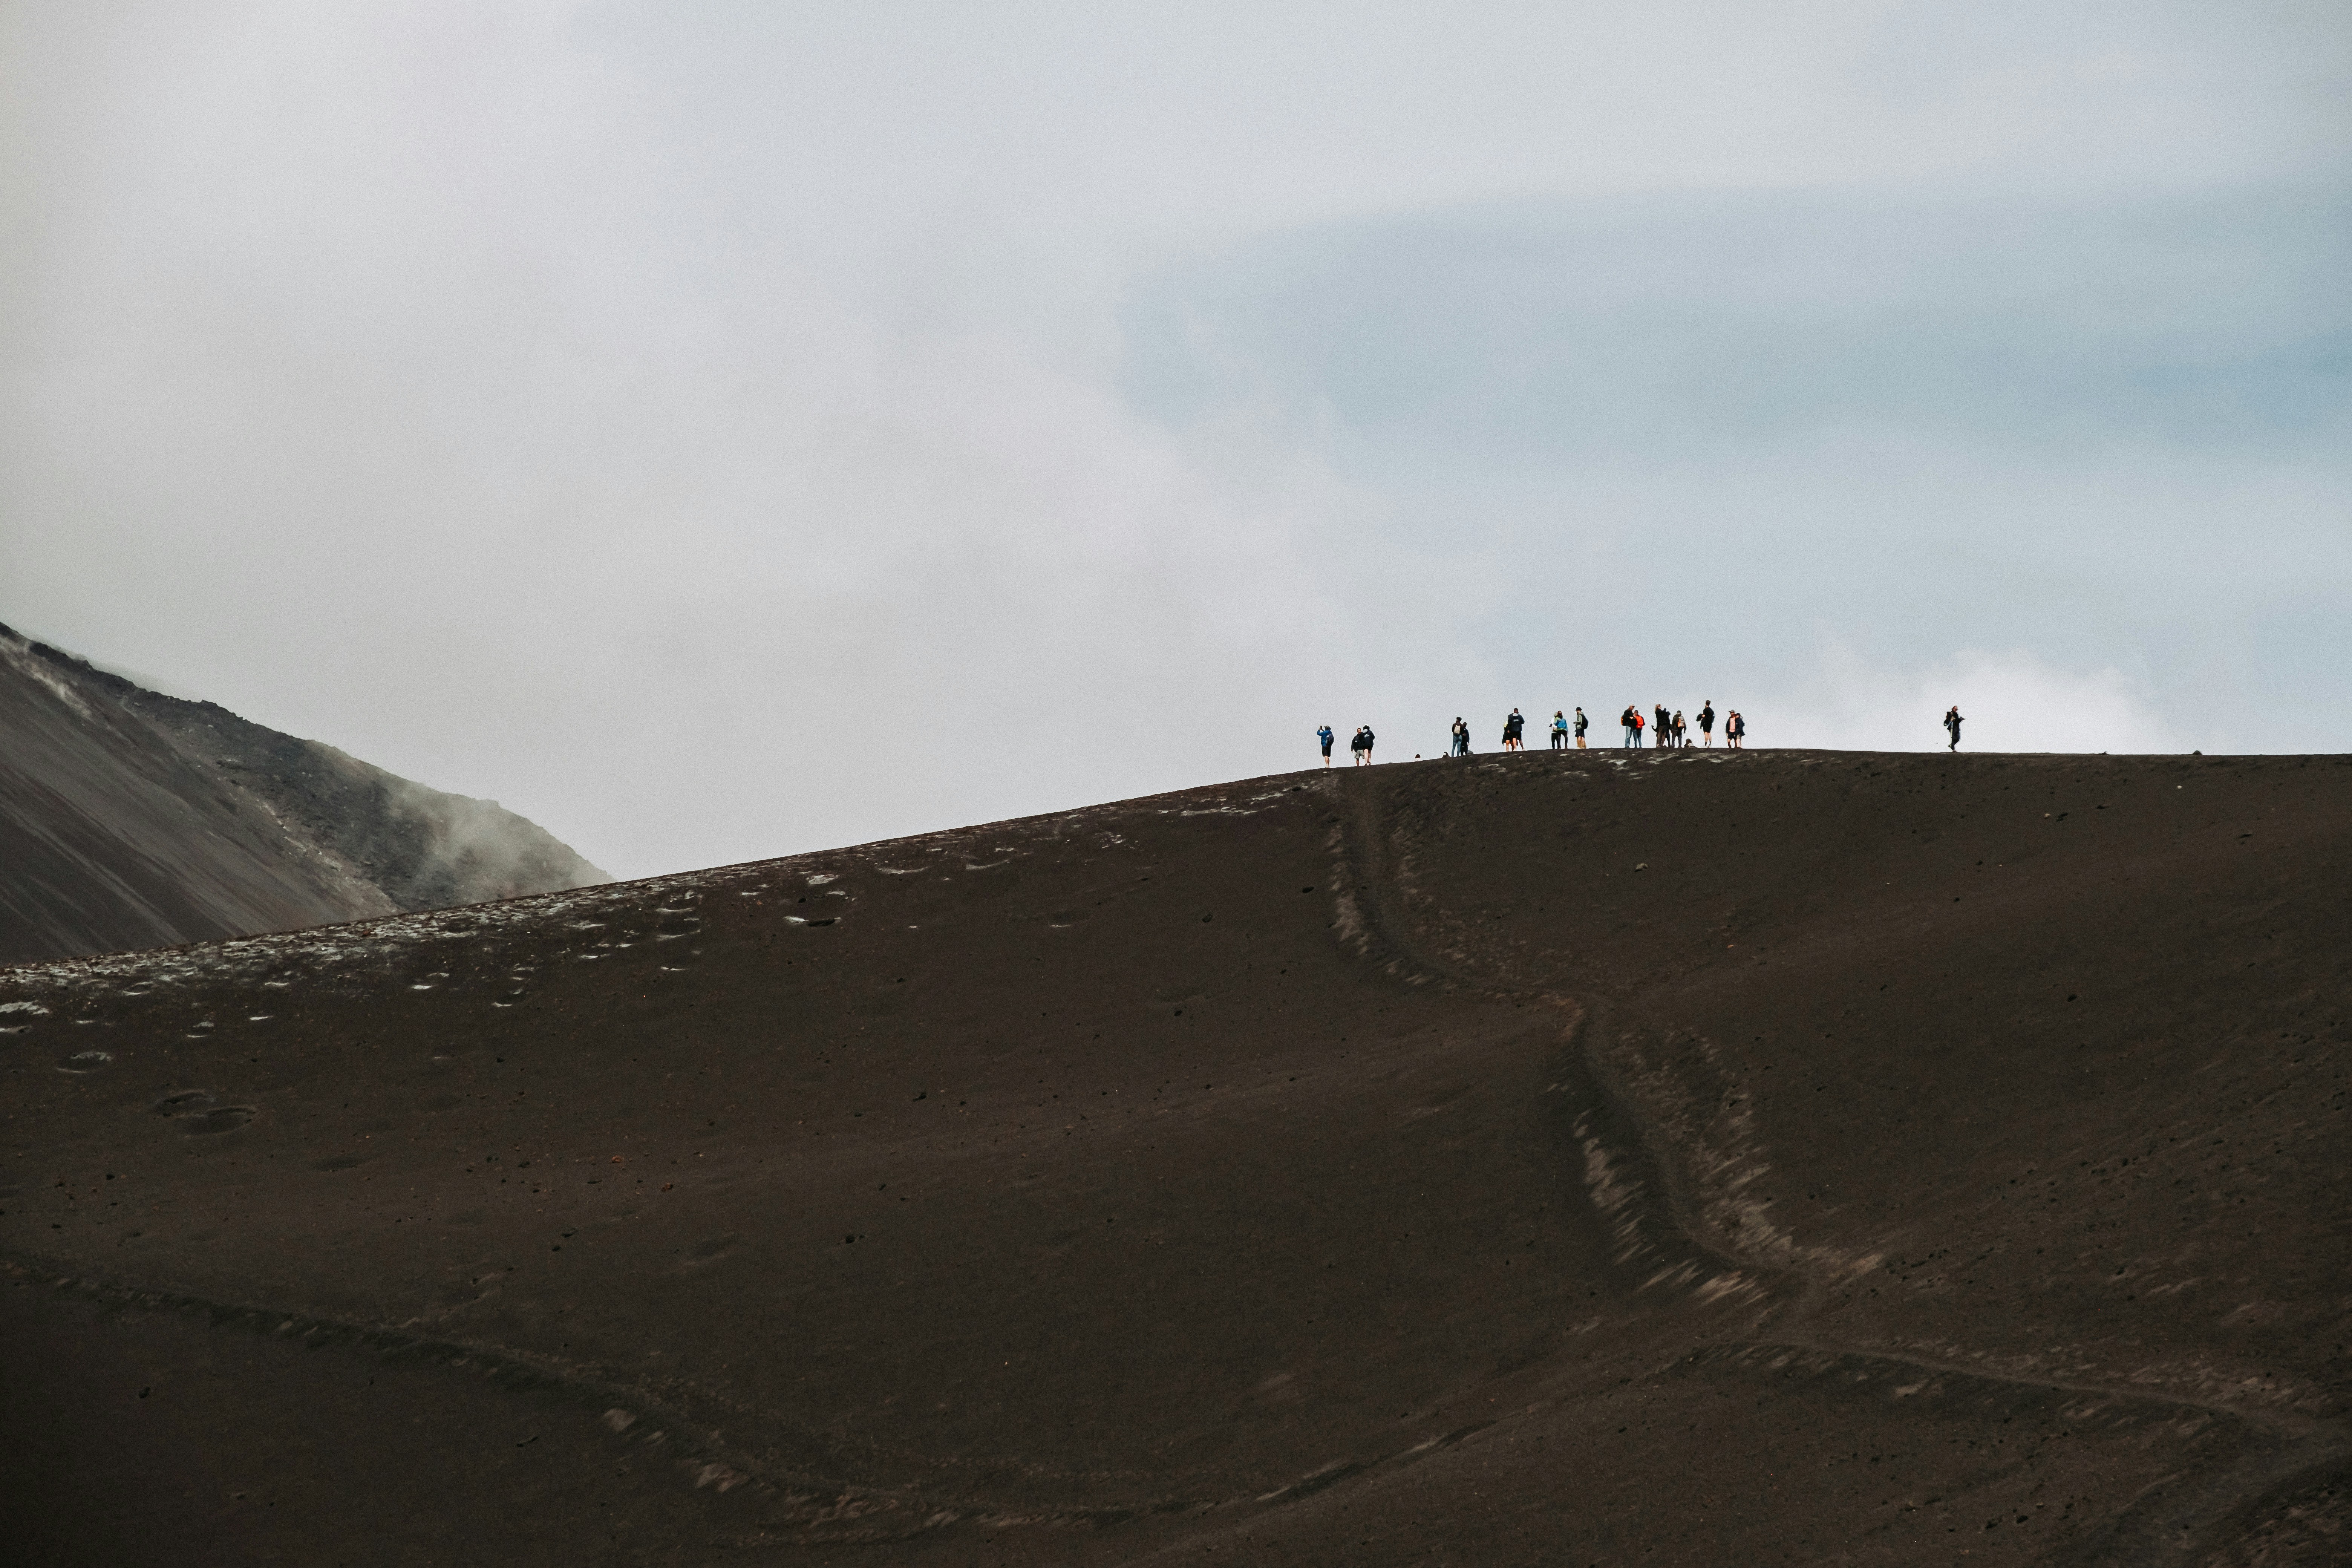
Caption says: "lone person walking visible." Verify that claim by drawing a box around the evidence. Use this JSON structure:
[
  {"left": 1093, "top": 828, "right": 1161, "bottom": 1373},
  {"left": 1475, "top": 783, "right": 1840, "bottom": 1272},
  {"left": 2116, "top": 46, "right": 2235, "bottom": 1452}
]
[
  {"left": 1698, "top": 701, "right": 1715, "bottom": 747},
  {"left": 1943, "top": 706, "right": 1963, "bottom": 752},
  {"left": 1317, "top": 724, "right": 1335, "bottom": 767},
  {"left": 1574, "top": 707, "right": 1589, "bottom": 748}
]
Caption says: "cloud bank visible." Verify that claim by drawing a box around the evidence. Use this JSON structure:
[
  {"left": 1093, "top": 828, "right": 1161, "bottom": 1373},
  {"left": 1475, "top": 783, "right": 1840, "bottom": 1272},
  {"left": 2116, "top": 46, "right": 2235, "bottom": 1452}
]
[{"left": 1, "top": 2, "right": 2344, "bottom": 875}]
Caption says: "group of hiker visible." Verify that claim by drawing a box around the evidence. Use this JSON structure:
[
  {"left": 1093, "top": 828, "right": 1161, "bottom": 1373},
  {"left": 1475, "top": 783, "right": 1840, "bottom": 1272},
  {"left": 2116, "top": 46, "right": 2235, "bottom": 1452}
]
[
  {"left": 1315, "top": 701, "right": 1970, "bottom": 766},
  {"left": 1315, "top": 701, "right": 1745, "bottom": 768},
  {"left": 1617, "top": 701, "right": 1743, "bottom": 749}
]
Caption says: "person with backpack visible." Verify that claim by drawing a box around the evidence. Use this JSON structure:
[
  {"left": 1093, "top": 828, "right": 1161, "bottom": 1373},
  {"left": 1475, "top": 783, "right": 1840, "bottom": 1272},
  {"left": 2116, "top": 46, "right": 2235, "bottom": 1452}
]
[
  {"left": 1574, "top": 707, "right": 1589, "bottom": 748},
  {"left": 1550, "top": 710, "right": 1570, "bottom": 750},
  {"left": 1317, "top": 724, "right": 1335, "bottom": 767},
  {"left": 1502, "top": 709, "right": 1525, "bottom": 751},
  {"left": 1672, "top": 710, "right": 1688, "bottom": 748},
  {"left": 1943, "top": 706, "right": 1963, "bottom": 752},
  {"left": 1450, "top": 717, "right": 1470, "bottom": 757}
]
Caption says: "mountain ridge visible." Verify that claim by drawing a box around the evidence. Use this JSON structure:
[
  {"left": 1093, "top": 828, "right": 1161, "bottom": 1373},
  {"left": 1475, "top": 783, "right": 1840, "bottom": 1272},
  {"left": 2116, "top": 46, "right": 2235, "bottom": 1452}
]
[{"left": 0, "top": 622, "right": 605, "bottom": 966}]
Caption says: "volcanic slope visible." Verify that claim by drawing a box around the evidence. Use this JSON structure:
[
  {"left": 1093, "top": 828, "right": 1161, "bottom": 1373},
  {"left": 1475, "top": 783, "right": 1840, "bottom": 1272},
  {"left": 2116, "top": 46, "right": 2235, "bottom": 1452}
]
[
  {"left": 0, "top": 624, "right": 605, "bottom": 966},
  {"left": 2, "top": 749, "right": 2346, "bottom": 1565}
]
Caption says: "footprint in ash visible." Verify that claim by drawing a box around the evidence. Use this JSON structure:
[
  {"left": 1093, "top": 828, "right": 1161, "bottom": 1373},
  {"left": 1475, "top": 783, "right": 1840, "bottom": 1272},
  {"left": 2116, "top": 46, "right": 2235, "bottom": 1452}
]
[{"left": 152, "top": 1089, "right": 256, "bottom": 1135}]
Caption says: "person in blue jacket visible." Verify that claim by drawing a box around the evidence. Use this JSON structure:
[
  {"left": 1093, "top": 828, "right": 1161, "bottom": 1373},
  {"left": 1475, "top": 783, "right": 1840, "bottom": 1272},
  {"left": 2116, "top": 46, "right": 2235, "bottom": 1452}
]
[{"left": 1317, "top": 724, "right": 1335, "bottom": 767}]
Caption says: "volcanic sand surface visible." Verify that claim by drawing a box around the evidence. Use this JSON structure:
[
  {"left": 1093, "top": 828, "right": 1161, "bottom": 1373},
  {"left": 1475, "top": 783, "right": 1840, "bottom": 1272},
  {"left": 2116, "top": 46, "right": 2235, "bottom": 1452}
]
[{"left": 2, "top": 750, "right": 2347, "bottom": 1564}]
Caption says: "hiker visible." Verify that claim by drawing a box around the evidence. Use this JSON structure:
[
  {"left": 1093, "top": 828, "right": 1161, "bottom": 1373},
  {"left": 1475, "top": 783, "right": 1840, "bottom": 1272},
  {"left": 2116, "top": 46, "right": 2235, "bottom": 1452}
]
[
  {"left": 1503, "top": 708, "right": 1525, "bottom": 752},
  {"left": 1654, "top": 704, "right": 1672, "bottom": 750},
  {"left": 1623, "top": 705, "right": 1644, "bottom": 748},
  {"left": 1673, "top": 710, "right": 1687, "bottom": 748},
  {"left": 1698, "top": 701, "right": 1715, "bottom": 747},
  {"left": 1357, "top": 725, "right": 1378, "bottom": 765},
  {"left": 1317, "top": 724, "right": 1335, "bottom": 767},
  {"left": 1550, "top": 710, "right": 1570, "bottom": 750},
  {"left": 1574, "top": 707, "right": 1589, "bottom": 748},
  {"left": 1727, "top": 710, "right": 1746, "bottom": 749},
  {"left": 1943, "top": 706, "right": 1963, "bottom": 752},
  {"left": 1451, "top": 717, "right": 1471, "bottom": 758}
]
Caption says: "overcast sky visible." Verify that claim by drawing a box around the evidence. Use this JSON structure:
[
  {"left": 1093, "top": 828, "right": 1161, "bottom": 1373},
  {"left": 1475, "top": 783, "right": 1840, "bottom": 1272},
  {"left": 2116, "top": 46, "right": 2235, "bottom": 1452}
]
[{"left": 3, "top": 2, "right": 2346, "bottom": 878}]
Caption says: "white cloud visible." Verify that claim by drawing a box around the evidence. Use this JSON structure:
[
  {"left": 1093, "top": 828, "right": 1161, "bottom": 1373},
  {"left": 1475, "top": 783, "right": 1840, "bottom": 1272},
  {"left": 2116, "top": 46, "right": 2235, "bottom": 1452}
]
[
  {"left": 0, "top": 3, "right": 2340, "bottom": 875},
  {"left": 1762, "top": 643, "right": 2180, "bottom": 755}
]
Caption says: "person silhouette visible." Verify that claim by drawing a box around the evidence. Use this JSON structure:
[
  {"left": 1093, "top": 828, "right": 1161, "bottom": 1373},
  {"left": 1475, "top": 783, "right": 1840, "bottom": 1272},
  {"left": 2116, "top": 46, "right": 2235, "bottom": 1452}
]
[
  {"left": 1943, "top": 706, "right": 1963, "bottom": 751},
  {"left": 1317, "top": 724, "right": 1335, "bottom": 767}
]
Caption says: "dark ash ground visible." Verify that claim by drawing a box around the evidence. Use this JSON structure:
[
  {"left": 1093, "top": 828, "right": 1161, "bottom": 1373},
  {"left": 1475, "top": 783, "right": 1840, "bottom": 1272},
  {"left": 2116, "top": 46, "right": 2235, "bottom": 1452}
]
[{"left": 2, "top": 749, "right": 2346, "bottom": 1564}]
